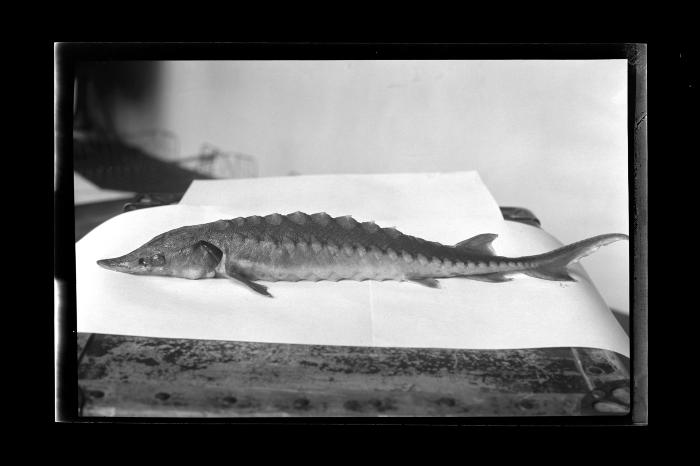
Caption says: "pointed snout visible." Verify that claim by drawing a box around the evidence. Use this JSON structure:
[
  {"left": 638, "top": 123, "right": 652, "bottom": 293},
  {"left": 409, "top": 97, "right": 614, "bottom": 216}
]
[{"left": 97, "top": 255, "right": 137, "bottom": 273}]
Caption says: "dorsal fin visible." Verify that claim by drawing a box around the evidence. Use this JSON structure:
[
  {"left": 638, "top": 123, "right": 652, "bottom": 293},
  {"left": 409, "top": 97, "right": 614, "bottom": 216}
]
[{"left": 454, "top": 233, "right": 498, "bottom": 255}]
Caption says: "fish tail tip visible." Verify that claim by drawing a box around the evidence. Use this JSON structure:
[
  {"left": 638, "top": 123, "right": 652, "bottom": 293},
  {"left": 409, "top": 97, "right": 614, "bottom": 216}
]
[{"left": 602, "top": 233, "right": 630, "bottom": 245}]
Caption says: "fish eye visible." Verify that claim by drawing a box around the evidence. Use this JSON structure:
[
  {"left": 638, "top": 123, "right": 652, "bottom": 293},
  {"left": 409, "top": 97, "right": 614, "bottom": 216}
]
[{"left": 138, "top": 258, "right": 147, "bottom": 266}]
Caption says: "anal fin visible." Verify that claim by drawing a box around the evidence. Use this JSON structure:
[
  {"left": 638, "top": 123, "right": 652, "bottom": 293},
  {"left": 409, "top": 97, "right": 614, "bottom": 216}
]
[
  {"left": 408, "top": 277, "right": 440, "bottom": 288},
  {"left": 462, "top": 272, "right": 513, "bottom": 283}
]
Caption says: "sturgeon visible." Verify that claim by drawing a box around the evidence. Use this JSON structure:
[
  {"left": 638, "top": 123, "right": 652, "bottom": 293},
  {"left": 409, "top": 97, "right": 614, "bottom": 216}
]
[{"left": 97, "top": 211, "right": 629, "bottom": 297}]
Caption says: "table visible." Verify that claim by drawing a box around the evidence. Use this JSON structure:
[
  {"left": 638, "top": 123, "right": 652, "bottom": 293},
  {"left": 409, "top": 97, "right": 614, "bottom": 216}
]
[{"left": 76, "top": 196, "right": 630, "bottom": 417}]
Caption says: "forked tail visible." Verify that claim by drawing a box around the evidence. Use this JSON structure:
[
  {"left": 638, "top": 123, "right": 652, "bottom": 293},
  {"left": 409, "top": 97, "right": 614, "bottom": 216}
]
[{"left": 521, "top": 233, "right": 629, "bottom": 281}]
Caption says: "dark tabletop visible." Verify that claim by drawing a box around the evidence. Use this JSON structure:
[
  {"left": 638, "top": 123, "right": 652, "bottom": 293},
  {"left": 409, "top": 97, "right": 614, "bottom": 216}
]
[{"left": 75, "top": 195, "right": 630, "bottom": 418}]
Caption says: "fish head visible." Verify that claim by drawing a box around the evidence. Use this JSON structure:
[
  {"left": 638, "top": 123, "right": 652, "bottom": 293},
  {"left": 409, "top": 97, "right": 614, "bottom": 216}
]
[{"left": 97, "top": 226, "right": 224, "bottom": 280}]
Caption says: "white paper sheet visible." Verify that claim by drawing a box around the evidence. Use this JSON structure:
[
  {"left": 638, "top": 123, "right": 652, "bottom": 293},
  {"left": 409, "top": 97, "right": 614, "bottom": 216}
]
[
  {"left": 76, "top": 172, "right": 629, "bottom": 357},
  {"left": 180, "top": 172, "right": 506, "bottom": 239}
]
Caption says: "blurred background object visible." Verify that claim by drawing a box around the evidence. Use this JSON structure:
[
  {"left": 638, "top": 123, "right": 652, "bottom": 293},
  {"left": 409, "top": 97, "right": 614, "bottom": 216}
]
[
  {"left": 177, "top": 143, "right": 258, "bottom": 179},
  {"left": 72, "top": 61, "right": 259, "bottom": 196},
  {"left": 70, "top": 59, "right": 629, "bottom": 316},
  {"left": 73, "top": 61, "right": 210, "bottom": 194},
  {"left": 72, "top": 61, "right": 259, "bottom": 239}
]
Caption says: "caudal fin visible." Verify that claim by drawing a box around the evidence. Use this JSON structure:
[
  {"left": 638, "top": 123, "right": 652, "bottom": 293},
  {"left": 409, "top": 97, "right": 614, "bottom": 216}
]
[{"left": 522, "top": 233, "right": 629, "bottom": 282}]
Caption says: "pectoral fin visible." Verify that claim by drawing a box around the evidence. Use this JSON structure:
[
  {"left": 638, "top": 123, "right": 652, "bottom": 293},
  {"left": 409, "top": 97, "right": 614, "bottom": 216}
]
[
  {"left": 180, "top": 241, "right": 223, "bottom": 279},
  {"left": 225, "top": 263, "right": 273, "bottom": 297},
  {"left": 193, "top": 241, "right": 223, "bottom": 268}
]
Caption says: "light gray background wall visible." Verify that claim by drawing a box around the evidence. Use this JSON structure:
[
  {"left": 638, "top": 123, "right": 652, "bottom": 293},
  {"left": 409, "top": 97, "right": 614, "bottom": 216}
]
[{"left": 112, "top": 60, "right": 629, "bottom": 314}]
